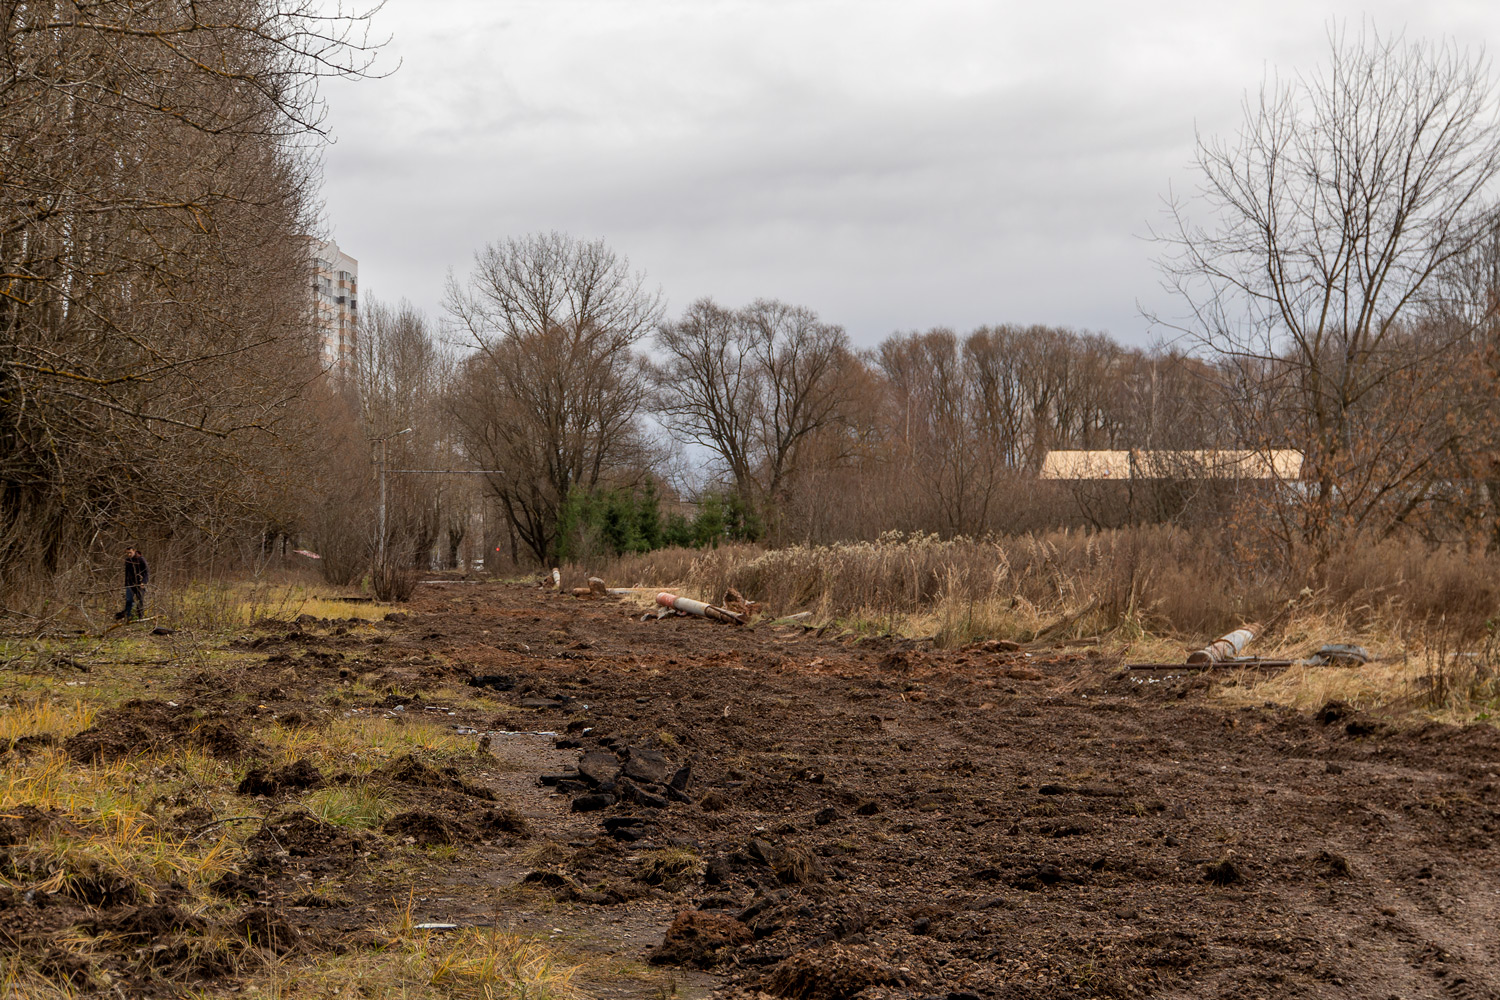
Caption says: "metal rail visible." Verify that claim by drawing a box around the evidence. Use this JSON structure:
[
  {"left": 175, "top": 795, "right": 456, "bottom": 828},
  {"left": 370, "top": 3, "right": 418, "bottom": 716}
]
[{"left": 1127, "top": 660, "right": 1299, "bottom": 671}]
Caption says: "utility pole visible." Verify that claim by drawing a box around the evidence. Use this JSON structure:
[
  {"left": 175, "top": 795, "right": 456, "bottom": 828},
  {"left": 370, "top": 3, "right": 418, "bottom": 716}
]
[{"left": 375, "top": 427, "right": 413, "bottom": 564}]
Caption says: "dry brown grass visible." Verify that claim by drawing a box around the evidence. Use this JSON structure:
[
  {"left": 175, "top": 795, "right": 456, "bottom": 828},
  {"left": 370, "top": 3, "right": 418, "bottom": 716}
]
[
  {"left": 597, "top": 528, "right": 1500, "bottom": 639},
  {"left": 596, "top": 527, "right": 1279, "bottom": 637},
  {"left": 1218, "top": 610, "right": 1500, "bottom": 724},
  {"left": 0, "top": 699, "right": 95, "bottom": 744},
  {"left": 591, "top": 527, "right": 1500, "bottom": 719},
  {"left": 258, "top": 714, "right": 475, "bottom": 774},
  {"left": 167, "top": 580, "right": 395, "bottom": 629}
]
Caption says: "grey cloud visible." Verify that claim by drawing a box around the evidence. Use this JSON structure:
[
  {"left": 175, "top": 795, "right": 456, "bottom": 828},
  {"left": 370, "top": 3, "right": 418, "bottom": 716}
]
[{"left": 319, "top": 0, "right": 1500, "bottom": 347}]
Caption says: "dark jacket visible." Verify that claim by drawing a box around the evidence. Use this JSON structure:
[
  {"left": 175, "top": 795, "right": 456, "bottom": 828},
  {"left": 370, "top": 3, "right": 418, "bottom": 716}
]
[{"left": 125, "top": 554, "right": 149, "bottom": 587}]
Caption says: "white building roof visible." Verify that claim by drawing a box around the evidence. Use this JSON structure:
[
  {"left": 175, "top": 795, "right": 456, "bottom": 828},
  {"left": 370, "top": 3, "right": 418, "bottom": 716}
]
[{"left": 1039, "top": 449, "right": 1304, "bottom": 480}]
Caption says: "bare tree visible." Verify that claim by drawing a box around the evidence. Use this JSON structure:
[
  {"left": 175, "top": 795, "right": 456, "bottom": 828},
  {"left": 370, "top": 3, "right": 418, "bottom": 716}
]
[
  {"left": 1155, "top": 24, "right": 1500, "bottom": 563},
  {"left": 445, "top": 232, "right": 663, "bottom": 564},
  {"left": 652, "top": 297, "right": 851, "bottom": 535},
  {"left": 745, "top": 300, "right": 853, "bottom": 510},
  {"left": 652, "top": 298, "right": 761, "bottom": 503}
]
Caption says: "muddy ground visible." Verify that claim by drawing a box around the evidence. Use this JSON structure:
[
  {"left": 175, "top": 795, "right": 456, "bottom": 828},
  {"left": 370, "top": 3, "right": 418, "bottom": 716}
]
[{"left": 9, "top": 579, "right": 1500, "bottom": 998}]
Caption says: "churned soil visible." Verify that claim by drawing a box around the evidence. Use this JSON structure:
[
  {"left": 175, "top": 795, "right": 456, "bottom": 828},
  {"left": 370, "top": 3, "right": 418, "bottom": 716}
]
[
  {"left": 64, "top": 698, "right": 259, "bottom": 763},
  {"left": 8, "top": 578, "right": 1500, "bottom": 998}
]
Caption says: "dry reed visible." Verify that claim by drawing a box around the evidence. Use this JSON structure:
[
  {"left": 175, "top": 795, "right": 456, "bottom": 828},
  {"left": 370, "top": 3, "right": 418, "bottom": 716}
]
[{"left": 590, "top": 528, "right": 1500, "bottom": 710}]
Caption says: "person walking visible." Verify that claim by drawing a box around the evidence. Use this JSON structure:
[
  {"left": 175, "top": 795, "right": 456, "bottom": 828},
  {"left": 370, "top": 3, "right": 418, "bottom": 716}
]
[{"left": 119, "top": 547, "right": 149, "bottom": 621}]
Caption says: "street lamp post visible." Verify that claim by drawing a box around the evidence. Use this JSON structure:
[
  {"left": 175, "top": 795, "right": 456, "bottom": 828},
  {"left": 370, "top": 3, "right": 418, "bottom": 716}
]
[{"left": 376, "top": 427, "right": 413, "bottom": 564}]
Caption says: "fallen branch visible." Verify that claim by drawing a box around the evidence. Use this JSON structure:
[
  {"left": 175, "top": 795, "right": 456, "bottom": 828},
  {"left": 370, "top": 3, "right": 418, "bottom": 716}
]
[
  {"left": 1057, "top": 635, "right": 1101, "bottom": 647},
  {"left": 186, "top": 814, "right": 263, "bottom": 838},
  {"left": 1027, "top": 597, "right": 1099, "bottom": 646}
]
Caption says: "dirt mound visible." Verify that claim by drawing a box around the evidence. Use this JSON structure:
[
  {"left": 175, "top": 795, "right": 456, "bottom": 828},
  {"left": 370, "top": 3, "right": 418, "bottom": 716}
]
[
  {"left": 140, "top": 935, "right": 242, "bottom": 979},
  {"left": 231, "top": 908, "right": 299, "bottom": 953},
  {"left": 63, "top": 869, "right": 142, "bottom": 907},
  {"left": 1315, "top": 699, "right": 1353, "bottom": 724},
  {"left": 382, "top": 810, "right": 477, "bottom": 846},
  {"left": 208, "top": 870, "right": 267, "bottom": 900},
  {"left": 237, "top": 759, "right": 325, "bottom": 796},
  {"left": 765, "top": 944, "right": 913, "bottom": 999},
  {"left": 473, "top": 806, "right": 530, "bottom": 839},
  {"left": 194, "top": 719, "right": 251, "bottom": 757},
  {"left": 647, "top": 910, "right": 752, "bottom": 967},
  {"left": 3, "top": 733, "right": 57, "bottom": 757},
  {"left": 1204, "top": 856, "right": 1245, "bottom": 886},
  {"left": 376, "top": 754, "right": 495, "bottom": 800},
  {"left": 64, "top": 700, "right": 255, "bottom": 762},
  {"left": 248, "top": 811, "right": 367, "bottom": 858},
  {"left": 0, "top": 887, "right": 87, "bottom": 950},
  {"left": 38, "top": 948, "right": 92, "bottom": 987},
  {"left": 878, "top": 648, "right": 929, "bottom": 672},
  {"left": 1316, "top": 850, "right": 1352, "bottom": 877},
  {"left": 170, "top": 805, "right": 215, "bottom": 830},
  {"left": 84, "top": 905, "right": 206, "bottom": 943},
  {"left": 0, "top": 805, "right": 65, "bottom": 846}
]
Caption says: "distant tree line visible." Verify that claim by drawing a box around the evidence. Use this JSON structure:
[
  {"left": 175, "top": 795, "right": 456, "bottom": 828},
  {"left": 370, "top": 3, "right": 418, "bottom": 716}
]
[{"left": 12, "top": 19, "right": 1500, "bottom": 609}]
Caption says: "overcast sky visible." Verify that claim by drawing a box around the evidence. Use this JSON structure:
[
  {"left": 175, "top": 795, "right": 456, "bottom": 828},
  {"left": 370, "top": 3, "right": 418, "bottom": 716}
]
[{"left": 317, "top": 0, "right": 1500, "bottom": 349}]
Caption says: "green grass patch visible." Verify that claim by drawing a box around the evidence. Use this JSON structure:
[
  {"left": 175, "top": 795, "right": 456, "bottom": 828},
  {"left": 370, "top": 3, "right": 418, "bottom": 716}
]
[{"left": 305, "top": 783, "right": 391, "bottom": 829}]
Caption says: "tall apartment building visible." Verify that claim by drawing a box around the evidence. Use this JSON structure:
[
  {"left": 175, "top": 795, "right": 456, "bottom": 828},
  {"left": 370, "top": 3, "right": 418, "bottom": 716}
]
[{"left": 310, "top": 238, "right": 358, "bottom": 373}]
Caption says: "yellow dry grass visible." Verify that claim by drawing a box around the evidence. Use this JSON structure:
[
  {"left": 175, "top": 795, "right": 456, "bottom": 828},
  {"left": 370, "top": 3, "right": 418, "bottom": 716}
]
[
  {"left": 0, "top": 924, "right": 586, "bottom": 1000},
  {"left": 0, "top": 699, "right": 95, "bottom": 743},
  {"left": 1221, "top": 643, "right": 1500, "bottom": 726},
  {"left": 245, "top": 925, "right": 586, "bottom": 1000},
  {"left": 0, "top": 582, "right": 596, "bottom": 999},
  {"left": 0, "top": 747, "right": 246, "bottom": 900},
  {"left": 168, "top": 581, "right": 394, "bottom": 629},
  {"left": 257, "top": 715, "right": 474, "bottom": 775}
]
